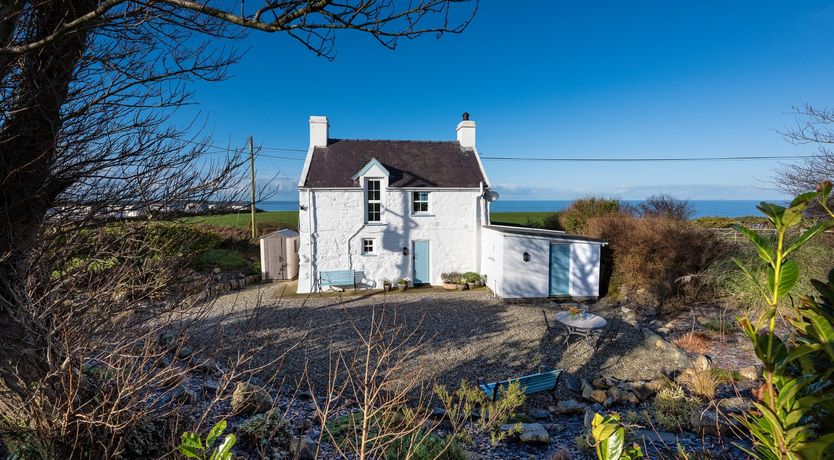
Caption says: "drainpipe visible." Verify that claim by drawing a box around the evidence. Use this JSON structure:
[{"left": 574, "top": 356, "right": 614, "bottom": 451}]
[{"left": 308, "top": 190, "right": 317, "bottom": 291}]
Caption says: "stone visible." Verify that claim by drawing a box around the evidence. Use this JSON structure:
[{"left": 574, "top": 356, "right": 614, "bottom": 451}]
[
  {"left": 501, "top": 423, "right": 550, "bottom": 444},
  {"left": 583, "top": 407, "right": 595, "bottom": 428},
  {"left": 625, "top": 392, "right": 640, "bottom": 405},
  {"left": 231, "top": 382, "right": 273, "bottom": 415},
  {"left": 607, "top": 387, "right": 621, "bottom": 402},
  {"left": 690, "top": 407, "right": 736, "bottom": 435},
  {"left": 563, "top": 374, "right": 582, "bottom": 392},
  {"left": 581, "top": 379, "right": 594, "bottom": 400},
  {"left": 642, "top": 328, "right": 666, "bottom": 349},
  {"left": 590, "top": 390, "right": 607, "bottom": 404},
  {"left": 172, "top": 386, "right": 197, "bottom": 404},
  {"left": 634, "top": 429, "right": 679, "bottom": 444},
  {"left": 738, "top": 365, "right": 761, "bottom": 381},
  {"left": 603, "top": 397, "right": 615, "bottom": 408},
  {"left": 692, "top": 354, "right": 712, "bottom": 371},
  {"left": 203, "top": 379, "right": 220, "bottom": 396},
  {"left": 529, "top": 408, "right": 550, "bottom": 420},
  {"left": 656, "top": 327, "right": 671, "bottom": 334},
  {"left": 554, "top": 399, "right": 585, "bottom": 414},
  {"left": 289, "top": 435, "right": 315, "bottom": 460},
  {"left": 717, "top": 397, "right": 753, "bottom": 414},
  {"left": 177, "top": 345, "right": 193, "bottom": 360},
  {"left": 592, "top": 377, "right": 609, "bottom": 389}
]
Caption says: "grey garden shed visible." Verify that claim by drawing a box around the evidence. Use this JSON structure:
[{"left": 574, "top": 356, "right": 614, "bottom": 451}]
[{"left": 259, "top": 229, "right": 300, "bottom": 280}]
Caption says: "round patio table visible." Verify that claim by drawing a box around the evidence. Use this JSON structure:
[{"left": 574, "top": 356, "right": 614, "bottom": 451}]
[{"left": 553, "top": 310, "right": 607, "bottom": 339}]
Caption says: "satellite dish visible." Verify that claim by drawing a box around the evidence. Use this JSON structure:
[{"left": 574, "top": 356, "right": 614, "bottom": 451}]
[{"left": 484, "top": 190, "right": 500, "bottom": 202}]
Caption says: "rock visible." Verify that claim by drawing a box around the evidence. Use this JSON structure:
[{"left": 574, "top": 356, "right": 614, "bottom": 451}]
[
  {"left": 563, "top": 374, "right": 582, "bottom": 392},
  {"left": 177, "top": 345, "right": 193, "bottom": 360},
  {"left": 203, "top": 379, "right": 220, "bottom": 396},
  {"left": 542, "top": 423, "right": 564, "bottom": 433},
  {"left": 581, "top": 379, "right": 594, "bottom": 400},
  {"left": 634, "top": 429, "right": 679, "bottom": 444},
  {"left": 590, "top": 390, "right": 607, "bottom": 404},
  {"left": 289, "top": 435, "right": 315, "bottom": 460},
  {"left": 529, "top": 408, "right": 550, "bottom": 420},
  {"left": 690, "top": 407, "right": 736, "bottom": 435},
  {"left": 607, "top": 387, "right": 621, "bottom": 402},
  {"left": 642, "top": 328, "right": 666, "bottom": 349},
  {"left": 554, "top": 399, "right": 585, "bottom": 414},
  {"left": 583, "top": 408, "right": 595, "bottom": 428},
  {"left": 692, "top": 354, "right": 712, "bottom": 371},
  {"left": 603, "top": 397, "right": 615, "bottom": 408},
  {"left": 501, "top": 423, "right": 550, "bottom": 444},
  {"left": 231, "top": 382, "right": 273, "bottom": 415},
  {"left": 592, "top": 377, "right": 609, "bottom": 389},
  {"left": 625, "top": 392, "right": 640, "bottom": 405},
  {"left": 717, "top": 397, "right": 753, "bottom": 413},
  {"left": 738, "top": 365, "right": 761, "bottom": 381},
  {"left": 657, "top": 327, "right": 671, "bottom": 334},
  {"left": 172, "top": 386, "right": 197, "bottom": 404}
]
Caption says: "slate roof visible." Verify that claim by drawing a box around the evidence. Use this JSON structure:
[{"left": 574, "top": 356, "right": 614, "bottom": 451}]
[{"left": 301, "top": 139, "right": 487, "bottom": 188}]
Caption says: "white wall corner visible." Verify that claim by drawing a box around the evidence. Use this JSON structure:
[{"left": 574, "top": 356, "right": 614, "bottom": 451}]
[{"left": 309, "top": 115, "right": 329, "bottom": 148}]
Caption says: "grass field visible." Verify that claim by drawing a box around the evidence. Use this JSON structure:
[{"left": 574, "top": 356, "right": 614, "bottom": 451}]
[
  {"left": 187, "top": 210, "right": 553, "bottom": 229},
  {"left": 183, "top": 211, "right": 299, "bottom": 228}
]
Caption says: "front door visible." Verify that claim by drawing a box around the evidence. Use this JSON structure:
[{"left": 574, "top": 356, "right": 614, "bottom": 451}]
[
  {"left": 549, "top": 243, "right": 571, "bottom": 296},
  {"left": 412, "top": 241, "right": 430, "bottom": 285}
]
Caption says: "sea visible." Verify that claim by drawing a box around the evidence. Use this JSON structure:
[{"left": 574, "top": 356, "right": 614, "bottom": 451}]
[{"left": 258, "top": 199, "right": 777, "bottom": 218}]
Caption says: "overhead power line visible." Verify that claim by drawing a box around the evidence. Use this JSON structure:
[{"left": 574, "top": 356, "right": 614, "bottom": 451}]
[{"left": 479, "top": 154, "right": 818, "bottom": 162}]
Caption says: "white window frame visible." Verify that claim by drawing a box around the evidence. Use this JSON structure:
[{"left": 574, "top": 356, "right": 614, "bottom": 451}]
[
  {"left": 366, "top": 179, "right": 382, "bottom": 223},
  {"left": 361, "top": 238, "right": 375, "bottom": 255},
  {"left": 411, "top": 191, "right": 430, "bottom": 215}
]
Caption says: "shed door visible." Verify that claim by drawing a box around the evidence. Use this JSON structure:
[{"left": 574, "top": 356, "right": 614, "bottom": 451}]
[
  {"left": 412, "top": 241, "right": 430, "bottom": 285},
  {"left": 549, "top": 244, "right": 571, "bottom": 296}
]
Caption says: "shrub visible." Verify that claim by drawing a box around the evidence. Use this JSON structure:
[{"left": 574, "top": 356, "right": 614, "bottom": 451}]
[
  {"left": 638, "top": 194, "right": 693, "bottom": 220},
  {"left": 434, "top": 380, "right": 526, "bottom": 446},
  {"left": 256, "top": 221, "right": 298, "bottom": 237},
  {"left": 584, "top": 214, "right": 728, "bottom": 306},
  {"left": 686, "top": 369, "right": 718, "bottom": 401},
  {"left": 441, "top": 272, "right": 463, "bottom": 283},
  {"left": 672, "top": 332, "right": 711, "bottom": 354},
  {"left": 237, "top": 409, "right": 292, "bottom": 450},
  {"left": 690, "top": 215, "right": 769, "bottom": 228},
  {"left": 462, "top": 272, "right": 481, "bottom": 283},
  {"left": 542, "top": 213, "right": 563, "bottom": 231},
  {"left": 560, "top": 196, "right": 626, "bottom": 234},
  {"left": 195, "top": 248, "right": 248, "bottom": 271},
  {"left": 653, "top": 385, "right": 699, "bottom": 432}
]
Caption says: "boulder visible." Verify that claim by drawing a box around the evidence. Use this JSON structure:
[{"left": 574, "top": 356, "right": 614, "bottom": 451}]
[
  {"left": 501, "top": 423, "right": 550, "bottom": 444},
  {"left": 738, "top": 366, "right": 761, "bottom": 381},
  {"left": 232, "top": 382, "right": 273, "bottom": 415},
  {"left": 590, "top": 390, "right": 608, "bottom": 404},
  {"left": 554, "top": 399, "right": 585, "bottom": 414}
]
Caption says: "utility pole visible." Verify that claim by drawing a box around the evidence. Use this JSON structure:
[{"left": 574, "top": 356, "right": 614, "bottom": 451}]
[{"left": 249, "top": 135, "right": 256, "bottom": 240}]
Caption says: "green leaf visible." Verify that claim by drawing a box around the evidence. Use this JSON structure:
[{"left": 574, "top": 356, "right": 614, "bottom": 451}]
[
  {"left": 784, "top": 221, "right": 834, "bottom": 258},
  {"left": 768, "top": 260, "right": 800, "bottom": 299},
  {"left": 758, "top": 202, "right": 787, "bottom": 227},
  {"left": 206, "top": 420, "right": 226, "bottom": 448},
  {"left": 731, "top": 225, "right": 775, "bottom": 265},
  {"left": 790, "top": 191, "right": 819, "bottom": 208},
  {"left": 209, "top": 434, "right": 236, "bottom": 460}
]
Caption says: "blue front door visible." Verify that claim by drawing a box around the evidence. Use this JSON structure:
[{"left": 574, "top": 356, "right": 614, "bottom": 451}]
[
  {"left": 412, "top": 241, "right": 430, "bottom": 285},
  {"left": 549, "top": 244, "right": 571, "bottom": 296}
]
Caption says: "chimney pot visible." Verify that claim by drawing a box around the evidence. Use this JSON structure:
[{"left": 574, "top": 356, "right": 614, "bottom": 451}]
[
  {"left": 456, "top": 114, "right": 476, "bottom": 149},
  {"left": 462, "top": 112, "right": 470, "bottom": 121}
]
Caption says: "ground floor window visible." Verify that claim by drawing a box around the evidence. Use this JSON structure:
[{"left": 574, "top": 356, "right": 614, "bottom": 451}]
[{"left": 362, "top": 238, "right": 375, "bottom": 255}]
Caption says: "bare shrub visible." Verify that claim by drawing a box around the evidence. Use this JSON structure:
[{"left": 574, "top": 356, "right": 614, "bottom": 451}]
[
  {"left": 638, "top": 194, "right": 694, "bottom": 220},
  {"left": 673, "top": 332, "right": 712, "bottom": 355},
  {"left": 584, "top": 214, "right": 729, "bottom": 309}
]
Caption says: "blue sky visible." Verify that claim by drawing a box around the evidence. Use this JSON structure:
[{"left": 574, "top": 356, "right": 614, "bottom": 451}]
[{"left": 182, "top": 1, "right": 834, "bottom": 201}]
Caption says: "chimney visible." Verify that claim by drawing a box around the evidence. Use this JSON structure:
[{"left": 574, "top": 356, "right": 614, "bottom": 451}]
[
  {"left": 309, "top": 115, "right": 329, "bottom": 148},
  {"left": 456, "top": 112, "right": 476, "bottom": 149}
]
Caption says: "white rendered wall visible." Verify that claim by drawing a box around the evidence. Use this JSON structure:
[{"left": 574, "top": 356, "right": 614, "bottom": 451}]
[
  {"left": 569, "top": 243, "right": 600, "bottom": 297},
  {"left": 297, "top": 187, "right": 484, "bottom": 293},
  {"left": 480, "top": 228, "right": 505, "bottom": 297},
  {"left": 501, "top": 235, "right": 551, "bottom": 298}
]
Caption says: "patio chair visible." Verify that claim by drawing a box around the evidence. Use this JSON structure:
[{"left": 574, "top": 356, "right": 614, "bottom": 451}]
[
  {"left": 478, "top": 366, "right": 562, "bottom": 402},
  {"left": 592, "top": 316, "right": 622, "bottom": 353}
]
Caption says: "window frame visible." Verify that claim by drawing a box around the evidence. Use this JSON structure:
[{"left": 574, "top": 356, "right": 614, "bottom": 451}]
[
  {"left": 366, "top": 179, "right": 382, "bottom": 223},
  {"left": 361, "top": 238, "right": 375, "bottom": 256},
  {"left": 411, "top": 191, "right": 430, "bottom": 215}
]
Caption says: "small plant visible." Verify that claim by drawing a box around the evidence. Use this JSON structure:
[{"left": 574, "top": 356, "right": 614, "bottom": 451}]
[
  {"left": 653, "top": 385, "right": 699, "bottom": 432},
  {"left": 237, "top": 409, "right": 292, "bottom": 450},
  {"left": 397, "top": 278, "right": 408, "bottom": 285},
  {"left": 672, "top": 332, "right": 711, "bottom": 354},
  {"left": 434, "top": 380, "right": 526, "bottom": 446},
  {"left": 590, "top": 413, "right": 643, "bottom": 460},
  {"left": 711, "top": 368, "right": 742, "bottom": 384},
  {"left": 700, "top": 318, "right": 737, "bottom": 334},
  {"left": 462, "top": 272, "right": 481, "bottom": 283},
  {"left": 441, "top": 272, "right": 463, "bottom": 284},
  {"left": 177, "top": 420, "right": 236, "bottom": 460}
]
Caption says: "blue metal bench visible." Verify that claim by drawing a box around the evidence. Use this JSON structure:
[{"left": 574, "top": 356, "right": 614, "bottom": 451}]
[
  {"left": 478, "top": 367, "right": 562, "bottom": 402},
  {"left": 319, "top": 269, "right": 356, "bottom": 291}
]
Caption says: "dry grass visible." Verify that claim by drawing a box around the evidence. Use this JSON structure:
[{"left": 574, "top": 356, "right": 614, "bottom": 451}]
[
  {"left": 686, "top": 368, "right": 719, "bottom": 401},
  {"left": 673, "top": 332, "right": 712, "bottom": 354}
]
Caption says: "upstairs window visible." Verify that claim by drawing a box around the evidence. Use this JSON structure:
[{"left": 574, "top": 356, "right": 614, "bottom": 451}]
[
  {"left": 366, "top": 179, "right": 381, "bottom": 223},
  {"left": 412, "top": 191, "right": 429, "bottom": 214}
]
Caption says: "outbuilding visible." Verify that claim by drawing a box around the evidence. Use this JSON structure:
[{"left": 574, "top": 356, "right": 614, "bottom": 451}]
[
  {"left": 480, "top": 224, "right": 606, "bottom": 300},
  {"left": 259, "top": 229, "right": 300, "bottom": 281}
]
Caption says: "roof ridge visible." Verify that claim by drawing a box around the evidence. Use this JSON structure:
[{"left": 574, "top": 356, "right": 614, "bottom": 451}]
[{"left": 328, "top": 138, "right": 457, "bottom": 144}]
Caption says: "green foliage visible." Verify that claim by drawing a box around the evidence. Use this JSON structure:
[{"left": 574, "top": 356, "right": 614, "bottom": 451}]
[
  {"left": 590, "top": 413, "right": 643, "bottom": 460},
  {"left": 433, "top": 380, "right": 526, "bottom": 446},
  {"left": 488, "top": 211, "right": 554, "bottom": 227},
  {"left": 732, "top": 183, "right": 834, "bottom": 460},
  {"left": 237, "top": 410, "right": 291, "bottom": 450},
  {"left": 177, "top": 420, "right": 236, "bottom": 460},
  {"left": 195, "top": 248, "right": 248, "bottom": 271},
  {"left": 462, "top": 272, "right": 481, "bottom": 283},
  {"left": 182, "top": 210, "right": 299, "bottom": 230},
  {"left": 653, "top": 385, "right": 698, "bottom": 432},
  {"left": 560, "top": 196, "right": 625, "bottom": 233},
  {"left": 700, "top": 318, "right": 738, "bottom": 334},
  {"left": 711, "top": 368, "right": 742, "bottom": 384},
  {"left": 691, "top": 215, "right": 769, "bottom": 228}
]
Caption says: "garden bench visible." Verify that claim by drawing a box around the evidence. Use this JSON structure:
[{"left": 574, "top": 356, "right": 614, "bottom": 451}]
[
  {"left": 478, "top": 367, "right": 562, "bottom": 402},
  {"left": 319, "top": 269, "right": 356, "bottom": 291}
]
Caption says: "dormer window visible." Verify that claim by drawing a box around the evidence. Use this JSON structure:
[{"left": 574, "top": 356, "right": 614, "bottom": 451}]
[
  {"left": 412, "top": 192, "right": 429, "bottom": 214},
  {"left": 366, "top": 179, "right": 381, "bottom": 223}
]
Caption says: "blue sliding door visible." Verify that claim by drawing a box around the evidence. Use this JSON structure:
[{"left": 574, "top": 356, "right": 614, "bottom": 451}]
[
  {"left": 549, "top": 244, "right": 570, "bottom": 296},
  {"left": 412, "top": 241, "right": 430, "bottom": 285}
]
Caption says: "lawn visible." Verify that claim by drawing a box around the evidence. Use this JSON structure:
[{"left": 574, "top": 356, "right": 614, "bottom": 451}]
[
  {"left": 182, "top": 211, "right": 299, "bottom": 229},
  {"left": 488, "top": 211, "right": 553, "bottom": 227}
]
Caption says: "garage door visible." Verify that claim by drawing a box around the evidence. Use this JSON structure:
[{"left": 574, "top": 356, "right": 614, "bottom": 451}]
[{"left": 549, "top": 243, "right": 570, "bottom": 296}]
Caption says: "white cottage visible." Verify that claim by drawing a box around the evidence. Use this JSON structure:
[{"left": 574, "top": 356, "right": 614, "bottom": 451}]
[{"left": 296, "top": 114, "right": 606, "bottom": 299}]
